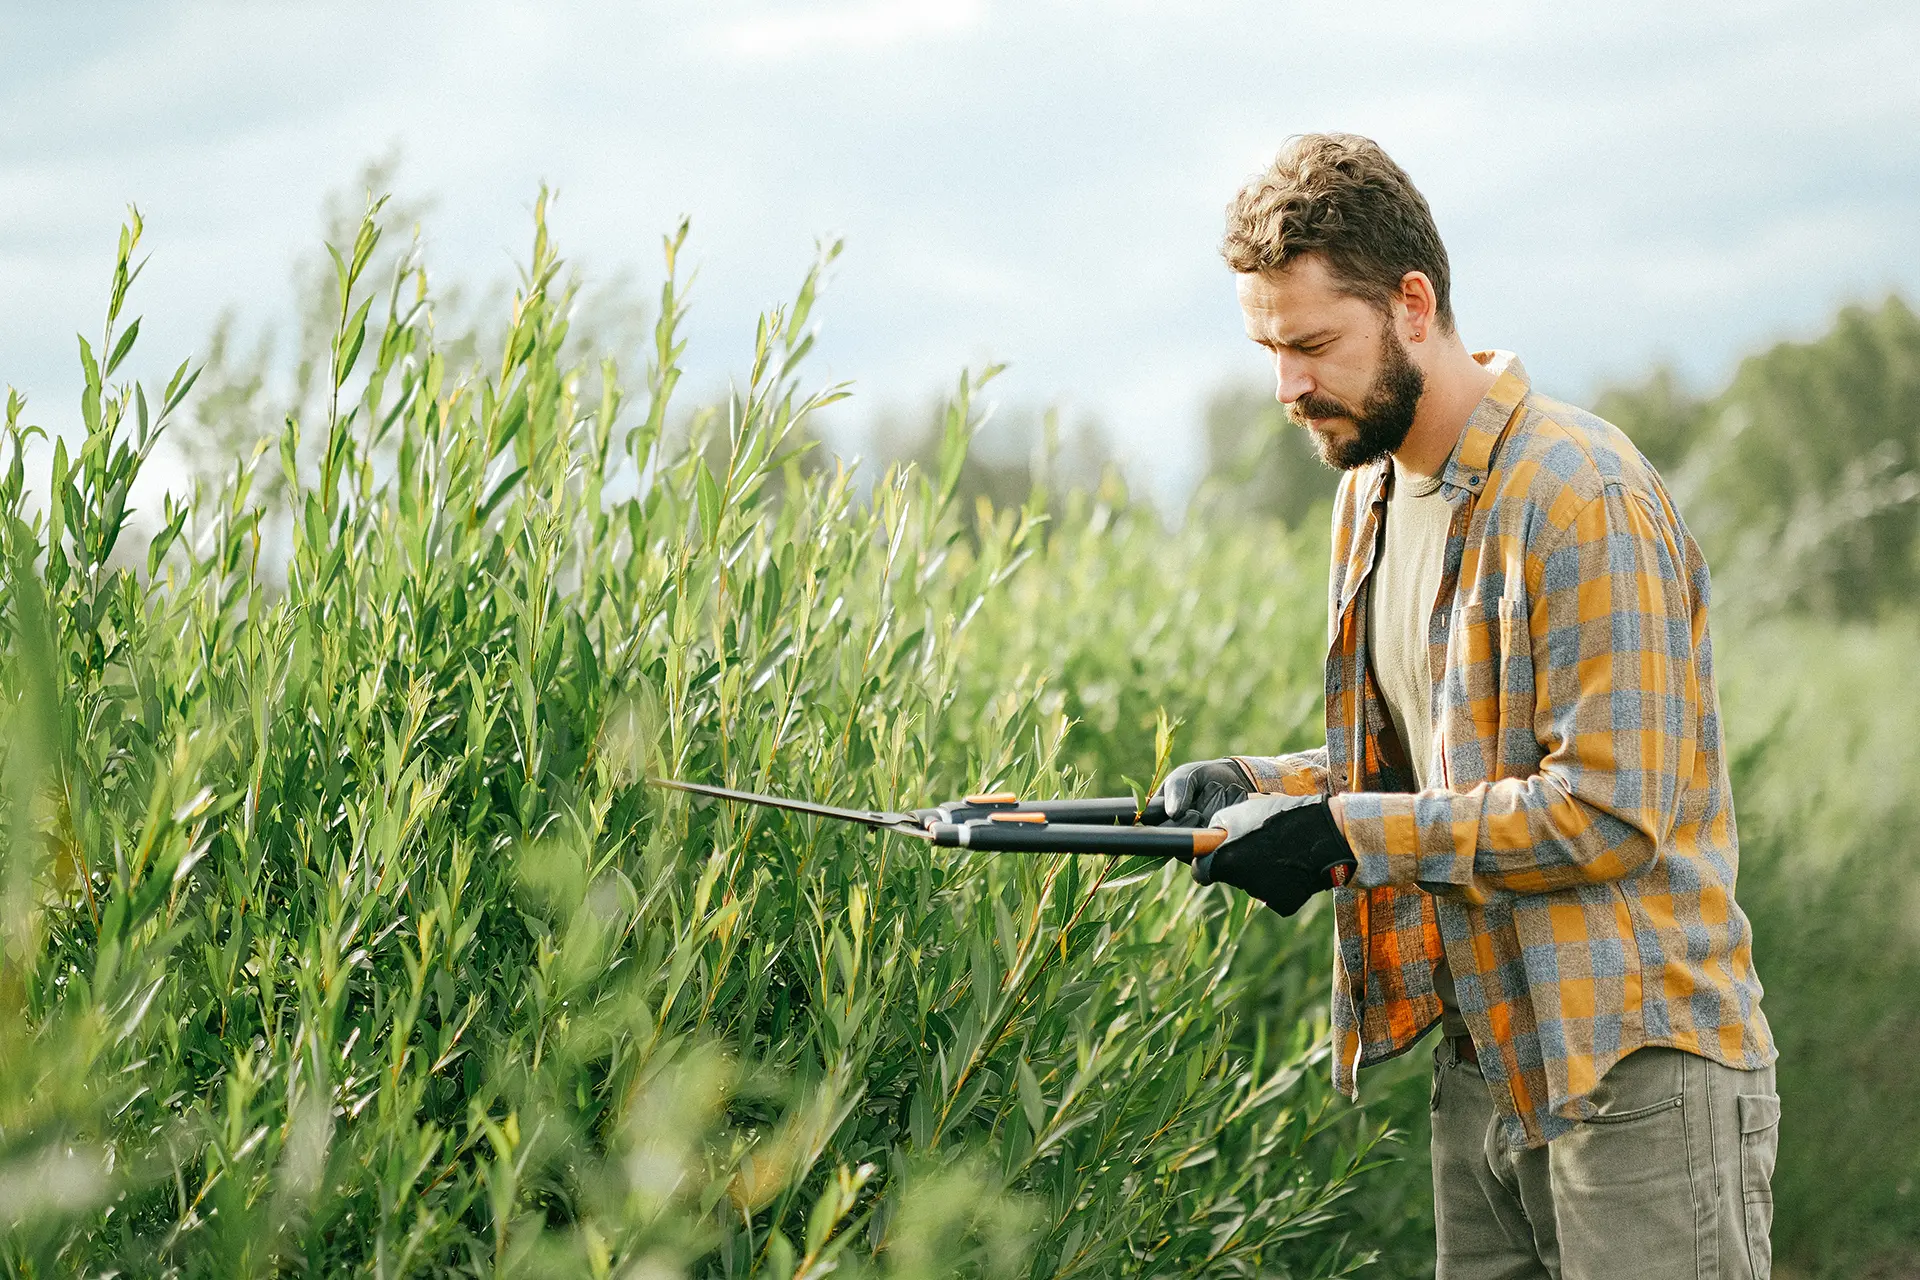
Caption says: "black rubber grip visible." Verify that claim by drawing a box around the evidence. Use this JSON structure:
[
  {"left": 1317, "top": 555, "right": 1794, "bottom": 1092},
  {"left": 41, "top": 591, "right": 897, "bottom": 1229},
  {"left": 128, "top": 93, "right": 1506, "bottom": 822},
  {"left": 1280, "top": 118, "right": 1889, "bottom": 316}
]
[
  {"left": 928, "top": 821, "right": 1198, "bottom": 858},
  {"left": 1023, "top": 796, "right": 1170, "bottom": 825}
]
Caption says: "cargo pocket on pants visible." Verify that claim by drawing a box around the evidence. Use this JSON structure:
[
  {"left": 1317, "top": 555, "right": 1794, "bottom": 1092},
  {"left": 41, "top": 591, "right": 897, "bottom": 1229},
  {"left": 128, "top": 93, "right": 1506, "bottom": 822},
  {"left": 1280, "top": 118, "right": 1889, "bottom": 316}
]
[{"left": 1738, "top": 1093, "right": 1780, "bottom": 1279}]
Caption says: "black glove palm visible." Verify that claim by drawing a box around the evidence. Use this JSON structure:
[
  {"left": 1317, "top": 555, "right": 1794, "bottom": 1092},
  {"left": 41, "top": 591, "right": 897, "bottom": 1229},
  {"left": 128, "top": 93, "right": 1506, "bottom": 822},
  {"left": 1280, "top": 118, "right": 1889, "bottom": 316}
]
[{"left": 1191, "top": 794, "right": 1356, "bottom": 917}]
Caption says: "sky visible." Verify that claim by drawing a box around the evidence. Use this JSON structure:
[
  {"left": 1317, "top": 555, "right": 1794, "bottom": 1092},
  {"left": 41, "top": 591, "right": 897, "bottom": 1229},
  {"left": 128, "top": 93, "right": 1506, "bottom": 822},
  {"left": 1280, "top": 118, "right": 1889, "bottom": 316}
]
[{"left": 3, "top": 0, "right": 1918, "bottom": 503}]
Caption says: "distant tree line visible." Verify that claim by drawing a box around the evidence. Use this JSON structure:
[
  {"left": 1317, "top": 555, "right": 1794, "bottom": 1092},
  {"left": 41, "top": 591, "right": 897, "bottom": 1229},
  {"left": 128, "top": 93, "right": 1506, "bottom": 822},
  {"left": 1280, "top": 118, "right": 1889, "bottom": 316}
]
[{"left": 1597, "top": 296, "right": 1920, "bottom": 616}]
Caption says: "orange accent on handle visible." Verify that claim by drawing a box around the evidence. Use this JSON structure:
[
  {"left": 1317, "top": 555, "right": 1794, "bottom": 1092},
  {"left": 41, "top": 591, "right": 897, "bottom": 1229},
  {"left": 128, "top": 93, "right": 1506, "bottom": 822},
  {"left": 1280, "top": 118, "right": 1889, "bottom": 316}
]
[
  {"left": 988, "top": 812, "right": 1047, "bottom": 824},
  {"left": 1192, "top": 829, "right": 1228, "bottom": 854},
  {"left": 965, "top": 792, "right": 1019, "bottom": 805}
]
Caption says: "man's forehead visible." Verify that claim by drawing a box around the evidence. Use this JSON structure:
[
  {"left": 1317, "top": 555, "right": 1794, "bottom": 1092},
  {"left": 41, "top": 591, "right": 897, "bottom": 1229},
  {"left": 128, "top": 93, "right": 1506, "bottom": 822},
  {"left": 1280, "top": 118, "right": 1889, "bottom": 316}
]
[{"left": 1237, "top": 262, "right": 1364, "bottom": 341}]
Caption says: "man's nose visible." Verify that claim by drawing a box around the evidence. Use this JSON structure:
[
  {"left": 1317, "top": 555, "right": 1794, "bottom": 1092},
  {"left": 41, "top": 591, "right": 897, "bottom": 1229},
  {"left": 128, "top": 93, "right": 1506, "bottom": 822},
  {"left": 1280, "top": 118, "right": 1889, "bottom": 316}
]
[{"left": 1272, "top": 351, "right": 1314, "bottom": 406}]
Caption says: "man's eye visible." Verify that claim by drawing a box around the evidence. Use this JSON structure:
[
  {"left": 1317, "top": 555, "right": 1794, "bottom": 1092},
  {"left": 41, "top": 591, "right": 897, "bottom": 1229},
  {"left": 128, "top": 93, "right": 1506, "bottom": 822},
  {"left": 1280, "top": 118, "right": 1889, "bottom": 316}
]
[{"left": 1298, "top": 343, "right": 1329, "bottom": 356}]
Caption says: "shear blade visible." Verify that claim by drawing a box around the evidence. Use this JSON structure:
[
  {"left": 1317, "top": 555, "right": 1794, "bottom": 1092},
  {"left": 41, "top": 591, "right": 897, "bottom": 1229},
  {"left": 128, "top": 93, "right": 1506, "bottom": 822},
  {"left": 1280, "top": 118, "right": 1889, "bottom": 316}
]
[{"left": 648, "top": 777, "right": 930, "bottom": 838}]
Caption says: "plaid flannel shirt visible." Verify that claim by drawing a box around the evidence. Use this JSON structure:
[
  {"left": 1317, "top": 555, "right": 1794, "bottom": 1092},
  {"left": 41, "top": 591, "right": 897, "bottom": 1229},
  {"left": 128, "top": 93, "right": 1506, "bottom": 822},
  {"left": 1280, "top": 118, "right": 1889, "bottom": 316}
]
[{"left": 1235, "top": 352, "right": 1773, "bottom": 1148}]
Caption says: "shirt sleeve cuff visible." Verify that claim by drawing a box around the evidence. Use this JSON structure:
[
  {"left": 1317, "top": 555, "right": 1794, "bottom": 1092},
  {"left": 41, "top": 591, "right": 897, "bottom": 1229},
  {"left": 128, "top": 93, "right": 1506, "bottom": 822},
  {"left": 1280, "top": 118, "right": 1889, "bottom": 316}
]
[{"left": 1339, "top": 789, "right": 1483, "bottom": 896}]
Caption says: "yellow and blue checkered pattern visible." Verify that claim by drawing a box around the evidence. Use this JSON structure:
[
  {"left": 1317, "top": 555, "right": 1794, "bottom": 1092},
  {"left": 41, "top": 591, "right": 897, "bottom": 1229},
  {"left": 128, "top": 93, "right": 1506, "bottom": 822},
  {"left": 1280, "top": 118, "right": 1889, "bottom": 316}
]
[{"left": 1235, "top": 353, "right": 1773, "bottom": 1148}]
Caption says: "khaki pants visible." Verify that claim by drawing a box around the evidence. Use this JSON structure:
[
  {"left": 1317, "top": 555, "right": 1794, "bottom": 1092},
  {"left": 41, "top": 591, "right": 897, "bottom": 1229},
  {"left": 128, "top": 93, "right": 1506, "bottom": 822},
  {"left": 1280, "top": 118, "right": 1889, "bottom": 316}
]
[{"left": 1430, "top": 1042, "right": 1780, "bottom": 1280}]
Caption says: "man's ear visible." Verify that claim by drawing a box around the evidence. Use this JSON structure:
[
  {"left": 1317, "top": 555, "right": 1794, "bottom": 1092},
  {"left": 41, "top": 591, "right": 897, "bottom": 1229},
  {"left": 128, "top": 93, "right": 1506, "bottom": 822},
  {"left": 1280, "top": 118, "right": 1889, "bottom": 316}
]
[{"left": 1399, "top": 271, "right": 1438, "bottom": 342}]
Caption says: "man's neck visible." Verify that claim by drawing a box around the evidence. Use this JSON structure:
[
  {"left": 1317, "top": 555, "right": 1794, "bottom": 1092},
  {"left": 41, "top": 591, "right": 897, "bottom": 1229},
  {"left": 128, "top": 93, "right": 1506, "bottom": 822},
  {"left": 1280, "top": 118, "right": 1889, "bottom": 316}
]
[{"left": 1394, "top": 337, "right": 1499, "bottom": 478}]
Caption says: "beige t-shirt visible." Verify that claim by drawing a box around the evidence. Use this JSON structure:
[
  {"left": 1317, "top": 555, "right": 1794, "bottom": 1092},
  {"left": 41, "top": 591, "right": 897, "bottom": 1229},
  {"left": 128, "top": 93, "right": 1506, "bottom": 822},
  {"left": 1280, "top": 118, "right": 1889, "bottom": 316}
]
[{"left": 1368, "top": 457, "right": 1467, "bottom": 1037}]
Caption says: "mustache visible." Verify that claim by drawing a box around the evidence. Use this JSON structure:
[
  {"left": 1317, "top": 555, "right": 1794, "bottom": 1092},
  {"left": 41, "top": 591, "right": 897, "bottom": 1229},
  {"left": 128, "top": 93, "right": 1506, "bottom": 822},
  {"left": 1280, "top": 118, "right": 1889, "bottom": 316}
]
[{"left": 1288, "top": 394, "right": 1351, "bottom": 425}]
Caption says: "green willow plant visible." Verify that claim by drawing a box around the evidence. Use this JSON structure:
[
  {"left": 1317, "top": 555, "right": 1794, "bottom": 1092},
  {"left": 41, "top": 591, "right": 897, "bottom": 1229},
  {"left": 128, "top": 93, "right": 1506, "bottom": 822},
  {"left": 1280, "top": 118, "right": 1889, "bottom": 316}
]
[{"left": 0, "top": 197, "right": 1387, "bottom": 1277}]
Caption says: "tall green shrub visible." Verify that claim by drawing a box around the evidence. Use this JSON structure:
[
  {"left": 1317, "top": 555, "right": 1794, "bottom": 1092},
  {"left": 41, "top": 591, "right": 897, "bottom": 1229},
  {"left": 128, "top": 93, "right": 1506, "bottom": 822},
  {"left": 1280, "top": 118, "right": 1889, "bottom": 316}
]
[{"left": 0, "top": 200, "right": 1387, "bottom": 1277}]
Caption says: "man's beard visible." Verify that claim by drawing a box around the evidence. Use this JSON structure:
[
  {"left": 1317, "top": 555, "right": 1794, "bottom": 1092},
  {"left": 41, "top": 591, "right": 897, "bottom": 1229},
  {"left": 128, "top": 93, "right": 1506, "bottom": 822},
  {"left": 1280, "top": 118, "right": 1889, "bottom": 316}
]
[{"left": 1288, "top": 330, "right": 1426, "bottom": 470}]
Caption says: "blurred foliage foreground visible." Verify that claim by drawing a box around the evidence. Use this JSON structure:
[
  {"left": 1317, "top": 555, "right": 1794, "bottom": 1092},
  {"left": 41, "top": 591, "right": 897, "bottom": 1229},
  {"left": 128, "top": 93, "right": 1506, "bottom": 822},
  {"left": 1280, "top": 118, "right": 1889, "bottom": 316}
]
[{"left": 4, "top": 198, "right": 1918, "bottom": 1279}]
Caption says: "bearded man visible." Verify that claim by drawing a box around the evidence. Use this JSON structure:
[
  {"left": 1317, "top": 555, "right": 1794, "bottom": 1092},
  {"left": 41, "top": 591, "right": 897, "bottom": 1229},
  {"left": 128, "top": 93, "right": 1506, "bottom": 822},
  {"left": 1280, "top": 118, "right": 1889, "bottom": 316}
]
[{"left": 1157, "top": 134, "right": 1779, "bottom": 1279}]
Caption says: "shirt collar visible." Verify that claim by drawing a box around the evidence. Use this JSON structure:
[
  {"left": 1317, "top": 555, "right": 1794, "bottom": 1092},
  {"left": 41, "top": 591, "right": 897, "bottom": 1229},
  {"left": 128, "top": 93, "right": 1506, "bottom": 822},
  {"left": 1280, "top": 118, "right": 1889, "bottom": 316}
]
[
  {"left": 1442, "top": 350, "right": 1528, "bottom": 495},
  {"left": 1357, "top": 350, "right": 1529, "bottom": 509}
]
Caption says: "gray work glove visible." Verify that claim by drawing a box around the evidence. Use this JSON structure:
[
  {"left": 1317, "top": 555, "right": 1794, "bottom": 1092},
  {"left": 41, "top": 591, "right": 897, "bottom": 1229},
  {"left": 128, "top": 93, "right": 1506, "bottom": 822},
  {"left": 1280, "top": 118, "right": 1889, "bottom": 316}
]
[
  {"left": 1156, "top": 757, "right": 1256, "bottom": 828},
  {"left": 1191, "top": 793, "right": 1356, "bottom": 917}
]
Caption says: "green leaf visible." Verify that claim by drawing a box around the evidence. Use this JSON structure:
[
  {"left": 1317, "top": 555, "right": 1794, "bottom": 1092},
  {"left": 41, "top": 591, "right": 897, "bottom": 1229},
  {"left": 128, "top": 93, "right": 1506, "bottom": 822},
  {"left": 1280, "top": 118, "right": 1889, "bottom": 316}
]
[
  {"left": 337, "top": 295, "right": 374, "bottom": 384},
  {"left": 163, "top": 359, "right": 201, "bottom": 414},
  {"left": 105, "top": 317, "right": 140, "bottom": 377},
  {"left": 76, "top": 334, "right": 100, "bottom": 390},
  {"left": 326, "top": 241, "right": 350, "bottom": 307},
  {"left": 1017, "top": 1057, "right": 1046, "bottom": 1132},
  {"left": 475, "top": 465, "right": 527, "bottom": 523},
  {"left": 695, "top": 457, "right": 722, "bottom": 545}
]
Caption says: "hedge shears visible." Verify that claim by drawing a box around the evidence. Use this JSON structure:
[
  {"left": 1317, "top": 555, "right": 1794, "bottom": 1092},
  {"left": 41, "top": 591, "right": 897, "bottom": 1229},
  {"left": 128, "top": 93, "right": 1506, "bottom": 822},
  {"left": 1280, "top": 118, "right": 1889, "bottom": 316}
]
[{"left": 648, "top": 778, "right": 1229, "bottom": 859}]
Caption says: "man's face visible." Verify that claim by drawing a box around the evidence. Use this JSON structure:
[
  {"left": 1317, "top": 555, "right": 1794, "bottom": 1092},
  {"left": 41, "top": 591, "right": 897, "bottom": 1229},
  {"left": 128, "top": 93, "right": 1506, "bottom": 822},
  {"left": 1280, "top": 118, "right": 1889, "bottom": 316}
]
[{"left": 1236, "top": 256, "right": 1425, "bottom": 470}]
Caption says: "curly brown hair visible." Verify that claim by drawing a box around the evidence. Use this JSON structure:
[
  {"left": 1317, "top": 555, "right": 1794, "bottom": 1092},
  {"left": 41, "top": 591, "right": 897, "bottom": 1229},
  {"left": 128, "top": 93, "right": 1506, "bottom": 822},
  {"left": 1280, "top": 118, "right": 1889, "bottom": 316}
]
[{"left": 1223, "top": 133, "right": 1454, "bottom": 331}]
